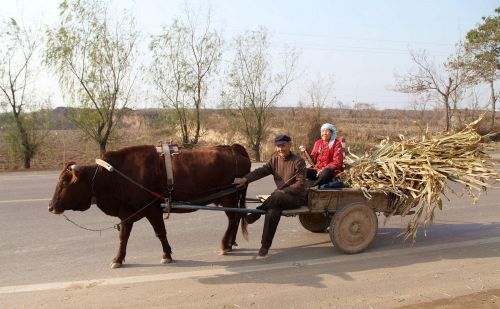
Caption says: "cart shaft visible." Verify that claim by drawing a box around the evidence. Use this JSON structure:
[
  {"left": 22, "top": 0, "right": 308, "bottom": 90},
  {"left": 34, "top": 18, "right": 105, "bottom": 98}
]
[{"left": 161, "top": 203, "right": 266, "bottom": 214}]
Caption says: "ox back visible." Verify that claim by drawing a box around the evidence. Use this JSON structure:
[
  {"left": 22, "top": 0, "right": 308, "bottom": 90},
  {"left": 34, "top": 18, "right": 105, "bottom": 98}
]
[
  {"left": 170, "top": 144, "right": 251, "bottom": 204},
  {"left": 101, "top": 143, "right": 251, "bottom": 209}
]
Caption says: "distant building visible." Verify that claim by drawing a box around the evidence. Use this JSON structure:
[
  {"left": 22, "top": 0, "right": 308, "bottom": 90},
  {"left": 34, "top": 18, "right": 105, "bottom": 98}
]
[{"left": 353, "top": 102, "right": 376, "bottom": 110}]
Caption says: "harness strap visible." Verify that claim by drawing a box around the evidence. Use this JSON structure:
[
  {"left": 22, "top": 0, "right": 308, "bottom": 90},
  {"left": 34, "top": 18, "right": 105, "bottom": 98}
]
[
  {"left": 187, "top": 186, "right": 240, "bottom": 205},
  {"left": 164, "top": 144, "right": 174, "bottom": 187},
  {"left": 158, "top": 144, "right": 174, "bottom": 187}
]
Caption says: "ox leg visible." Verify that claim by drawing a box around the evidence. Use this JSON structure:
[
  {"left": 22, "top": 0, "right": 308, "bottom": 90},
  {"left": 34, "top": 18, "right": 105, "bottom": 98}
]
[
  {"left": 221, "top": 211, "right": 240, "bottom": 255},
  {"left": 111, "top": 221, "right": 133, "bottom": 269},
  {"left": 146, "top": 213, "right": 173, "bottom": 264}
]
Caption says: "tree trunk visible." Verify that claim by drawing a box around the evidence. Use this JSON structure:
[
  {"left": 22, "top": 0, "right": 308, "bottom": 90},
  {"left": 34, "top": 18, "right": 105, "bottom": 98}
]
[
  {"left": 192, "top": 102, "right": 200, "bottom": 144},
  {"left": 490, "top": 80, "right": 496, "bottom": 130},
  {"left": 253, "top": 143, "right": 261, "bottom": 162},
  {"left": 24, "top": 156, "right": 31, "bottom": 169},
  {"left": 99, "top": 141, "right": 106, "bottom": 157},
  {"left": 444, "top": 96, "right": 450, "bottom": 132},
  {"left": 14, "top": 113, "right": 32, "bottom": 169},
  {"left": 182, "top": 122, "right": 189, "bottom": 144}
]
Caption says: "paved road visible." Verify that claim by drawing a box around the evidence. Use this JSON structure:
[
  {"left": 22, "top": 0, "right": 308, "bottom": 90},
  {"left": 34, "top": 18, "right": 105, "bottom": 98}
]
[{"left": 0, "top": 166, "right": 499, "bottom": 308}]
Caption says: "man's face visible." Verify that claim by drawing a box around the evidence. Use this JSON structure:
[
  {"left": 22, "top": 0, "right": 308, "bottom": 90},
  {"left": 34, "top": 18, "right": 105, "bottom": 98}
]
[{"left": 276, "top": 141, "right": 292, "bottom": 158}]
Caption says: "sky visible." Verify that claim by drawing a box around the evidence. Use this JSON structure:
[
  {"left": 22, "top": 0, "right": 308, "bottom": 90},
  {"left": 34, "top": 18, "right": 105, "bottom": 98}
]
[{"left": 1, "top": 0, "right": 498, "bottom": 109}]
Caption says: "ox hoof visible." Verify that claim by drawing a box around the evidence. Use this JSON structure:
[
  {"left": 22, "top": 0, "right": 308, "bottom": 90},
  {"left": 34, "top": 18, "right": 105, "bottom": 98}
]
[
  {"left": 219, "top": 248, "right": 231, "bottom": 255},
  {"left": 110, "top": 262, "right": 122, "bottom": 269},
  {"left": 161, "top": 258, "right": 172, "bottom": 264}
]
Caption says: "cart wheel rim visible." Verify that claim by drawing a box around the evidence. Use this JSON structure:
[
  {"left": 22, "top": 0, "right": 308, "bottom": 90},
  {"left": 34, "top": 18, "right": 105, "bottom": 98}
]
[{"left": 331, "top": 203, "right": 378, "bottom": 254}]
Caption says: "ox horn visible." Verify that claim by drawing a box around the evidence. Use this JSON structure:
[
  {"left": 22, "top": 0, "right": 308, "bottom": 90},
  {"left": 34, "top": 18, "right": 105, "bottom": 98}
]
[{"left": 69, "top": 164, "right": 81, "bottom": 183}]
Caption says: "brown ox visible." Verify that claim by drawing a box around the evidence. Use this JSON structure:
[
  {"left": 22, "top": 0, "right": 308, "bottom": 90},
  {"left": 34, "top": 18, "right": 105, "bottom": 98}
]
[{"left": 48, "top": 144, "right": 251, "bottom": 268}]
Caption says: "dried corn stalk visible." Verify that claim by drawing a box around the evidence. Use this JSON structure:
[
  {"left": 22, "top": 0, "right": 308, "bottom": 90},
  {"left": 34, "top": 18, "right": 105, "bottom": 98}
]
[{"left": 339, "top": 119, "right": 499, "bottom": 242}]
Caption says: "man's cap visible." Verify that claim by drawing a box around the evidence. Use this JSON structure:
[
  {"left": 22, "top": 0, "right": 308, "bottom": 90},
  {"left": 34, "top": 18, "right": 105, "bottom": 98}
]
[{"left": 274, "top": 134, "right": 291, "bottom": 145}]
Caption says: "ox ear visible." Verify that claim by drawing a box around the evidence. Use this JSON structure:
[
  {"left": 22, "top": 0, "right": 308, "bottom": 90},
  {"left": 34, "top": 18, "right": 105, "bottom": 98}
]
[{"left": 70, "top": 164, "right": 80, "bottom": 183}]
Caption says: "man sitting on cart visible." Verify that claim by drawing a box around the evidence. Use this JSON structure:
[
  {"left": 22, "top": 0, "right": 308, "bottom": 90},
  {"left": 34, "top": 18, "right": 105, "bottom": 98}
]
[
  {"left": 299, "top": 122, "right": 344, "bottom": 188},
  {"left": 233, "top": 134, "right": 306, "bottom": 257}
]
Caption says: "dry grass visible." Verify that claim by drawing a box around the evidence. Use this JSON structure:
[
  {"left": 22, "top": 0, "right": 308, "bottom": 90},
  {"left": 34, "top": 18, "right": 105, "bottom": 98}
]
[{"left": 0, "top": 108, "right": 498, "bottom": 171}]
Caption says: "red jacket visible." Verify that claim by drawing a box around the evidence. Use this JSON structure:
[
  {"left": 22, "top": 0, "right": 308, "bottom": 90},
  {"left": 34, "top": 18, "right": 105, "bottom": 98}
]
[{"left": 310, "top": 138, "right": 344, "bottom": 175}]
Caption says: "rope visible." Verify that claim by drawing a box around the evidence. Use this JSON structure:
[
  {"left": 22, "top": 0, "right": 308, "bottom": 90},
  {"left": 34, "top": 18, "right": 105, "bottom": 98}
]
[
  {"left": 62, "top": 214, "right": 115, "bottom": 235},
  {"left": 111, "top": 167, "right": 169, "bottom": 200},
  {"left": 63, "top": 193, "right": 167, "bottom": 233}
]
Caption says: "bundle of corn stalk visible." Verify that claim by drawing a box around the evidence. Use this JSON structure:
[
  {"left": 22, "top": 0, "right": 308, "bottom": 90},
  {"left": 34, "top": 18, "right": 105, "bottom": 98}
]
[{"left": 339, "top": 118, "right": 499, "bottom": 242}]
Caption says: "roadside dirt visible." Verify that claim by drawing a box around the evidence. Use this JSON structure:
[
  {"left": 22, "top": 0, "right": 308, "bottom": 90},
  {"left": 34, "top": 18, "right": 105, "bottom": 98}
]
[{"left": 400, "top": 288, "right": 500, "bottom": 308}]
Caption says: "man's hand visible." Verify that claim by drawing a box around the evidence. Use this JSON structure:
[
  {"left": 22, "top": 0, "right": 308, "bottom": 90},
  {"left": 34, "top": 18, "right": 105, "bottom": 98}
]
[{"left": 233, "top": 177, "right": 248, "bottom": 188}]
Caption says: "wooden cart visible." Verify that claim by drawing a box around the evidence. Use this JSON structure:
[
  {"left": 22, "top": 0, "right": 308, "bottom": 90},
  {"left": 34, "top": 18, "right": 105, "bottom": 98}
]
[{"left": 167, "top": 187, "right": 398, "bottom": 255}]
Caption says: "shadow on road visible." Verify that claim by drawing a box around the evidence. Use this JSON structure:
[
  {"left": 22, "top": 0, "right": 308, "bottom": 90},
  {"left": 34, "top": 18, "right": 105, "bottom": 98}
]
[{"left": 188, "top": 222, "right": 500, "bottom": 288}]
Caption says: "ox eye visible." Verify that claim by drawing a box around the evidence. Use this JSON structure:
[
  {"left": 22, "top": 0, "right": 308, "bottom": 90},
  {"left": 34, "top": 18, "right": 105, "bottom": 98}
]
[{"left": 61, "top": 176, "right": 71, "bottom": 185}]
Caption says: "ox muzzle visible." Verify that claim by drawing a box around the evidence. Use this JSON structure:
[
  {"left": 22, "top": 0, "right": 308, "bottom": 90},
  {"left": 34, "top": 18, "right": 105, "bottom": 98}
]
[{"left": 48, "top": 201, "right": 64, "bottom": 214}]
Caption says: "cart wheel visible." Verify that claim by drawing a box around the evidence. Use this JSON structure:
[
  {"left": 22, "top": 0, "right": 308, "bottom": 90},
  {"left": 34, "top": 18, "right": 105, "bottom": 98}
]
[
  {"left": 299, "top": 213, "right": 329, "bottom": 233},
  {"left": 330, "top": 203, "right": 378, "bottom": 254}
]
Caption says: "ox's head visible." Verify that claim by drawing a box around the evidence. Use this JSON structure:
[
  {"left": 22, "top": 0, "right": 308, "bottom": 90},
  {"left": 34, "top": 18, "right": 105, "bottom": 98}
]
[{"left": 48, "top": 162, "right": 93, "bottom": 214}]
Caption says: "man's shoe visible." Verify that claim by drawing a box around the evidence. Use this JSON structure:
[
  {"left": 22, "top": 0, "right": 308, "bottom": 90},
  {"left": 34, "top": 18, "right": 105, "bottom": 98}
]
[
  {"left": 258, "top": 246, "right": 269, "bottom": 257},
  {"left": 245, "top": 213, "right": 261, "bottom": 224}
]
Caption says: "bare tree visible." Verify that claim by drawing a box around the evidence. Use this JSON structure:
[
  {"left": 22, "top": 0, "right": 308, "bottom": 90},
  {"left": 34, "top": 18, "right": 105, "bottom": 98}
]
[
  {"left": 457, "top": 88, "right": 483, "bottom": 125},
  {"left": 0, "top": 18, "right": 48, "bottom": 169},
  {"left": 45, "top": 0, "right": 139, "bottom": 156},
  {"left": 394, "top": 49, "right": 474, "bottom": 131},
  {"left": 336, "top": 100, "right": 346, "bottom": 110},
  {"left": 149, "top": 7, "right": 222, "bottom": 145},
  {"left": 303, "top": 74, "right": 335, "bottom": 146},
  {"left": 222, "top": 27, "right": 296, "bottom": 161},
  {"left": 408, "top": 95, "right": 430, "bottom": 125},
  {"left": 306, "top": 74, "right": 334, "bottom": 119},
  {"left": 150, "top": 20, "right": 191, "bottom": 144}
]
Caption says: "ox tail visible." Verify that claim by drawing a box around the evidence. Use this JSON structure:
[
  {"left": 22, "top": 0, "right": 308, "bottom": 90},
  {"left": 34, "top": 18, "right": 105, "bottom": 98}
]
[
  {"left": 239, "top": 187, "right": 249, "bottom": 241},
  {"left": 232, "top": 143, "right": 250, "bottom": 241}
]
